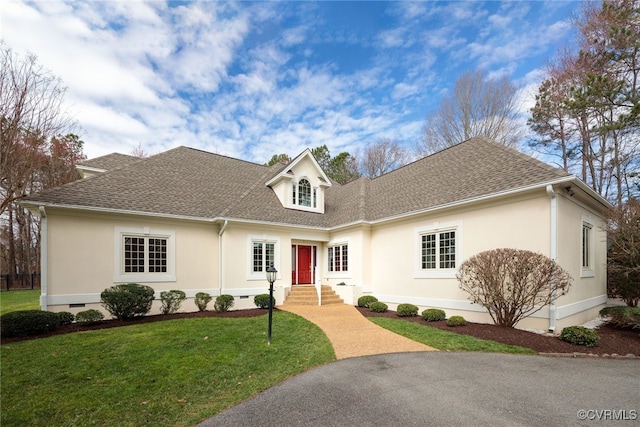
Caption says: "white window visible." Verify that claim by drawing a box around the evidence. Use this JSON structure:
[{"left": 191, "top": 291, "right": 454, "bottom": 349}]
[
  {"left": 415, "top": 221, "right": 461, "bottom": 279},
  {"left": 581, "top": 216, "right": 595, "bottom": 277},
  {"left": 114, "top": 227, "right": 175, "bottom": 282},
  {"left": 247, "top": 235, "right": 280, "bottom": 280},
  {"left": 253, "top": 241, "right": 275, "bottom": 273},
  {"left": 298, "top": 179, "right": 311, "bottom": 207},
  {"left": 328, "top": 244, "right": 348, "bottom": 272}
]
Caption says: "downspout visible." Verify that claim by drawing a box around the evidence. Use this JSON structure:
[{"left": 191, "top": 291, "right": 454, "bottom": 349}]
[
  {"left": 218, "top": 220, "right": 228, "bottom": 296},
  {"left": 39, "top": 206, "right": 48, "bottom": 311},
  {"left": 546, "top": 185, "right": 557, "bottom": 332}
]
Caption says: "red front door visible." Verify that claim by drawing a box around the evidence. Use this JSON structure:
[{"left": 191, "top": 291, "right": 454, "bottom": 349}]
[{"left": 292, "top": 245, "right": 314, "bottom": 285}]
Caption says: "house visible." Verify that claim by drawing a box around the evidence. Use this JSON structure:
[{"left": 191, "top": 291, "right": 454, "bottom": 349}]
[{"left": 21, "top": 137, "right": 611, "bottom": 331}]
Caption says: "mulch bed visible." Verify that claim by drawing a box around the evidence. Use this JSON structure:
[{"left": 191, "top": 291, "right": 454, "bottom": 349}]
[
  {"left": 358, "top": 307, "right": 640, "bottom": 357},
  {"left": 3, "top": 307, "right": 639, "bottom": 357}
]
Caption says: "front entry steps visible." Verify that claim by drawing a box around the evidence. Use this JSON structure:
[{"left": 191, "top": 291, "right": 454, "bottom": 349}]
[{"left": 284, "top": 285, "right": 344, "bottom": 306}]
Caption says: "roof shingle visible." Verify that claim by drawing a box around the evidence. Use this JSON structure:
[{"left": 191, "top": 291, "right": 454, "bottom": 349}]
[{"left": 24, "top": 137, "right": 572, "bottom": 227}]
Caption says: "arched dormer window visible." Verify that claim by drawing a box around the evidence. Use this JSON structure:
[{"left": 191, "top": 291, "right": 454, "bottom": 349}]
[{"left": 298, "top": 179, "right": 311, "bottom": 207}]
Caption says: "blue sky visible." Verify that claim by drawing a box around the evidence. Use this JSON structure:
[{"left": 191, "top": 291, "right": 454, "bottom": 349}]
[{"left": 3, "top": 1, "right": 581, "bottom": 162}]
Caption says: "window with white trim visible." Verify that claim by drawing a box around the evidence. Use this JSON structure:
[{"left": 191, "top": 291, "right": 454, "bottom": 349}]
[
  {"left": 253, "top": 241, "right": 275, "bottom": 273},
  {"left": 248, "top": 235, "right": 280, "bottom": 280},
  {"left": 415, "top": 221, "right": 461, "bottom": 279},
  {"left": 115, "top": 227, "right": 175, "bottom": 282},
  {"left": 581, "top": 217, "right": 595, "bottom": 277},
  {"left": 298, "top": 179, "right": 311, "bottom": 207},
  {"left": 124, "top": 236, "right": 168, "bottom": 273},
  {"left": 421, "top": 230, "right": 456, "bottom": 270},
  {"left": 328, "top": 244, "right": 348, "bottom": 272}
]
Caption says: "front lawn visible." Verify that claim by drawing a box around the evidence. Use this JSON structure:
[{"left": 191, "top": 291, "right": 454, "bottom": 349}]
[
  {"left": 369, "top": 317, "right": 536, "bottom": 354},
  {"left": 1, "top": 312, "right": 335, "bottom": 427},
  {"left": 0, "top": 289, "right": 40, "bottom": 315}
]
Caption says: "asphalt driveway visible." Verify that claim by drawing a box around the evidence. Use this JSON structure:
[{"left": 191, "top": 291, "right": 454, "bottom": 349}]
[{"left": 199, "top": 352, "right": 639, "bottom": 427}]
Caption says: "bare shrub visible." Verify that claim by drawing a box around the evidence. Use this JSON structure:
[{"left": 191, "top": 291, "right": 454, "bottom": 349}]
[{"left": 457, "top": 248, "right": 572, "bottom": 327}]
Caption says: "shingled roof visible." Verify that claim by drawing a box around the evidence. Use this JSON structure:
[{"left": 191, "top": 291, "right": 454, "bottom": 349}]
[
  {"left": 78, "top": 153, "right": 142, "bottom": 171},
  {"left": 23, "top": 137, "right": 575, "bottom": 228}
]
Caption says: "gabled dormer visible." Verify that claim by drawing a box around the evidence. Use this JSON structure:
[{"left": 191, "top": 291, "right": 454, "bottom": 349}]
[{"left": 266, "top": 149, "right": 332, "bottom": 213}]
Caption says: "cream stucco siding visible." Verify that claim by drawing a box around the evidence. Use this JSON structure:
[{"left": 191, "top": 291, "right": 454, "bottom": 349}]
[
  {"left": 44, "top": 209, "right": 218, "bottom": 314},
  {"left": 364, "top": 188, "right": 607, "bottom": 330}
]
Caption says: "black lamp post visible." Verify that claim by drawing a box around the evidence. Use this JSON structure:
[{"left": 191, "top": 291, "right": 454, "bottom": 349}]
[{"left": 266, "top": 264, "right": 277, "bottom": 345}]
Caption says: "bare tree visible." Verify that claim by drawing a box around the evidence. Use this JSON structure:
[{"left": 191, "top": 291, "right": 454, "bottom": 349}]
[
  {"left": 0, "top": 43, "right": 76, "bottom": 215},
  {"left": 130, "top": 142, "right": 149, "bottom": 158},
  {"left": 0, "top": 43, "right": 82, "bottom": 277},
  {"left": 418, "top": 69, "right": 523, "bottom": 155},
  {"left": 458, "top": 248, "right": 573, "bottom": 327},
  {"left": 360, "top": 138, "right": 410, "bottom": 178}
]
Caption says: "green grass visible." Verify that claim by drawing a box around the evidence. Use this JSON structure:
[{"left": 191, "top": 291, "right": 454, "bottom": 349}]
[
  {"left": 0, "top": 290, "right": 40, "bottom": 315},
  {"left": 369, "top": 317, "right": 536, "bottom": 354},
  {"left": 1, "top": 312, "right": 335, "bottom": 427}
]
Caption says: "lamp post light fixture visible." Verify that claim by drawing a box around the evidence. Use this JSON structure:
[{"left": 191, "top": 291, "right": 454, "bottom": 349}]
[{"left": 266, "top": 264, "right": 277, "bottom": 345}]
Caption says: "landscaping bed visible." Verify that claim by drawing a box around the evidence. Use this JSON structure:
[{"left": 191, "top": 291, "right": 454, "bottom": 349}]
[
  {"left": 359, "top": 307, "right": 640, "bottom": 356},
  {"left": 3, "top": 306, "right": 639, "bottom": 357}
]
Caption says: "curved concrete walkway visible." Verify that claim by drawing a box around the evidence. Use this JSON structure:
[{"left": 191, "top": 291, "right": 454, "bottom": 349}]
[{"left": 281, "top": 304, "right": 436, "bottom": 359}]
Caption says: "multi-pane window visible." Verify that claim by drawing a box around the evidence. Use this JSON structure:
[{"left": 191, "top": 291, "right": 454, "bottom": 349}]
[
  {"left": 124, "top": 236, "right": 167, "bottom": 273},
  {"left": 253, "top": 242, "right": 275, "bottom": 273},
  {"left": 148, "top": 238, "right": 167, "bottom": 272},
  {"left": 582, "top": 223, "right": 592, "bottom": 268},
  {"left": 328, "top": 244, "right": 348, "bottom": 272},
  {"left": 298, "top": 179, "right": 311, "bottom": 207},
  {"left": 421, "top": 234, "right": 436, "bottom": 269},
  {"left": 421, "top": 230, "right": 456, "bottom": 270}
]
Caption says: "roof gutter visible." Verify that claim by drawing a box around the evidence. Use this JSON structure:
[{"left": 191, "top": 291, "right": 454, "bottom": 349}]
[
  {"left": 38, "top": 206, "right": 48, "bottom": 311},
  {"left": 546, "top": 185, "right": 558, "bottom": 332}
]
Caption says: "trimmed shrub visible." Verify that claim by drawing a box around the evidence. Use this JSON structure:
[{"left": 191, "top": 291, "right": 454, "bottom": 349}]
[
  {"left": 560, "top": 326, "right": 600, "bottom": 347},
  {"left": 75, "top": 309, "right": 104, "bottom": 324},
  {"left": 57, "top": 311, "right": 75, "bottom": 326},
  {"left": 254, "top": 294, "right": 276, "bottom": 309},
  {"left": 195, "top": 292, "right": 213, "bottom": 312},
  {"left": 357, "top": 295, "right": 378, "bottom": 308},
  {"left": 447, "top": 316, "right": 467, "bottom": 327},
  {"left": 369, "top": 301, "right": 388, "bottom": 313},
  {"left": 0, "top": 310, "right": 60, "bottom": 337},
  {"left": 599, "top": 306, "right": 640, "bottom": 330},
  {"left": 214, "top": 294, "right": 235, "bottom": 313},
  {"left": 100, "top": 283, "right": 155, "bottom": 320},
  {"left": 160, "top": 289, "right": 186, "bottom": 315},
  {"left": 397, "top": 303, "right": 419, "bottom": 317},
  {"left": 422, "top": 309, "right": 446, "bottom": 322}
]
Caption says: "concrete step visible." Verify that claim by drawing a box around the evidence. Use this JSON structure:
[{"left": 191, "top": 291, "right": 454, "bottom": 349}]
[{"left": 284, "top": 285, "right": 344, "bottom": 306}]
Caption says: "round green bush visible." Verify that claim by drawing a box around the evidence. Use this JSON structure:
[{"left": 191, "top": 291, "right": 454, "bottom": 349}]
[
  {"left": 397, "top": 303, "right": 419, "bottom": 317},
  {"left": 369, "top": 301, "right": 388, "bottom": 313},
  {"left": 357, "top": 295, "right": 378, "bottom": 308},
  {"left": 560, "top": 326, "right": 600, "bottom": 347},
  {"left": 0, "top": 310, "right": 60, "bottom": 337},
  {"left": 160, "top": 289, "right": 186, "bottom": 315},
  {"left": 57, "top": 311, "right": 75, "bottom": 325},
  {"left": 446, "top": 315, "right": 467, "bottom": 327},
  {"left": 422, "top": 308, "right": 446, "bottom": 322},
  {"left": 214, "top": 294, "right": 235, "bottom": 312},
  {"left": 195, "top": 292, "right": 213, "bottom": 312},
  {"left": 254, "top": 294, "right": 276, "bottom": 309},
  {"left": 75, "top": 309, "right": 105, "bottom": 324},
  {"left": 100, "top": 283, "right": 155, "bottom": 320}
]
